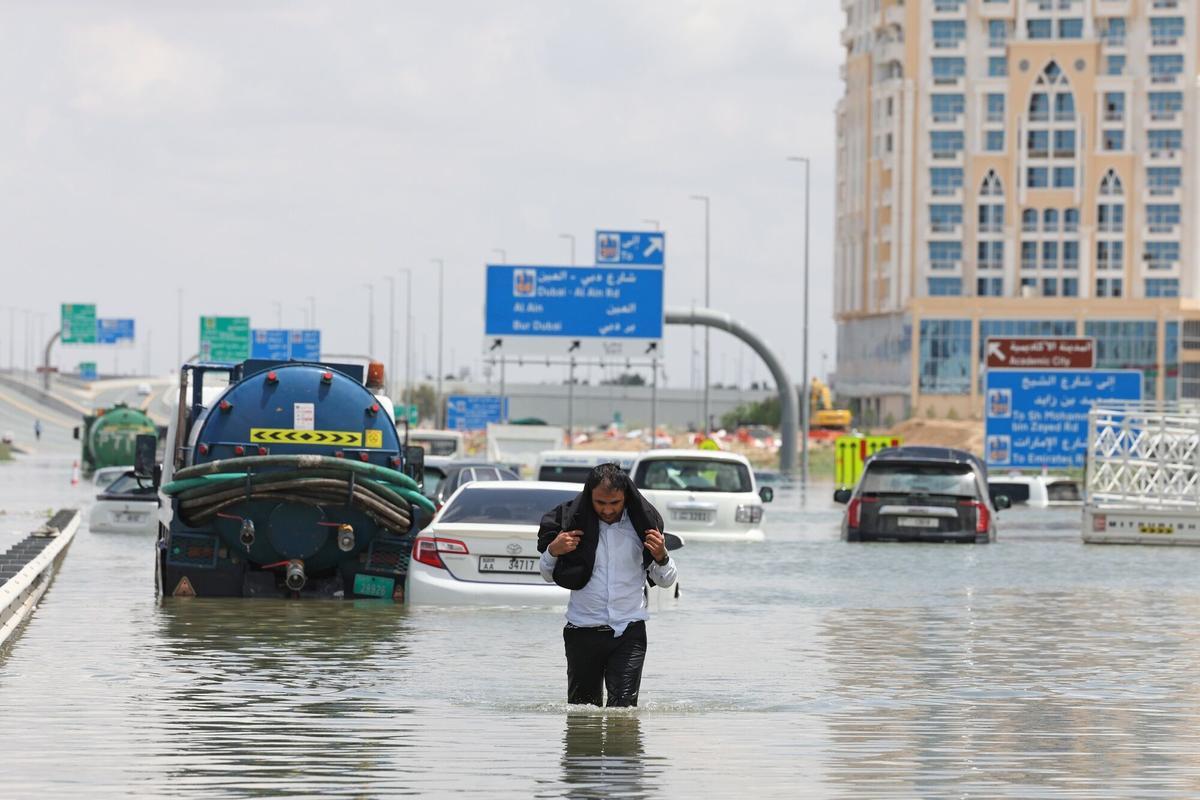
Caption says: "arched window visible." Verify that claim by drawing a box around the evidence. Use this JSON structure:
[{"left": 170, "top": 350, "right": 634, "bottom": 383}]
[
  {"left": 1100, "top": 169, "right": 1124, "bottom": 195},
  {"left": 1022, "top": 208, "right": 1038, "bottom": 231},
  {"left": 979, "top": 171, "right": 1005, "bottom": 233},
  {"left": 1025, "top": 61, "right": 1077, "bottom": 190},
  {"left": 980, "top": 170, "right": 1003, "bottom": 196},
  {"left": 1098, "top": 171, "right": 1125, "bottom": 233},
  {"left": 1043, "top": 208, "right": 1059, "bottom": 230}
]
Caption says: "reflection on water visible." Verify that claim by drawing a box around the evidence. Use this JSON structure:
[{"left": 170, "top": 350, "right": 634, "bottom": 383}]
[{"left": 8, "top": 454, "right": 1200, "bottom": 796}]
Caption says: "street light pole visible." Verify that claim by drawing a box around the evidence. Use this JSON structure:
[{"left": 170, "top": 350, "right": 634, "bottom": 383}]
[
  {"left": 364, "top": 283, "right": 375, "bottom": 356},
  {"left": 788, "top": 156, "right": 812, "bottom": 485},
  {"left": 176, "top": 288, "right": 183, "bottom": 369},
  {"left": 432, "top": 258, "right": 445, "bottom": 426},
  {"left": 492, "top": 248, "right": 507, "bottom": 264},
  {"left": 559, "top": 234, "right": 576, "bottom": 266},
  {"left": 690, "top": 194, "right": 711, "bottom": 433},
  {"left": 384, "top": 275, "right": 396, "bottom": 397},
  {"left": 399, "top": 268, "right": 413, "bottom": 407}
]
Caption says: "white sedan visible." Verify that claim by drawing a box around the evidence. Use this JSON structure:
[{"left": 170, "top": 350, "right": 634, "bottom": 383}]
[
  {"left": 630, "top": 450, "right": 773, "bottom": 542},
  {"left": 88, "top": 470, "right": 159, "bottom": 534},
  {"left": 407, "top": 481, "right": 681, "bottom": 606}
]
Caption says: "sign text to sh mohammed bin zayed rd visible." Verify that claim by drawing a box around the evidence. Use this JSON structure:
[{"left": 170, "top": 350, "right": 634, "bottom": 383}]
[{"left": 484, "top": 265, "right": 664, "bottom": 356}]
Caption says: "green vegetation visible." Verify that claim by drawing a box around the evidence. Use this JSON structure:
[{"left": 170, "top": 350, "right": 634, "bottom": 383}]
[
  {"left": 720, "top": 396, "right": 781, "bottom": 429},
  {"left": 401, "top": 384, "right": 437, "bottom": 422}
]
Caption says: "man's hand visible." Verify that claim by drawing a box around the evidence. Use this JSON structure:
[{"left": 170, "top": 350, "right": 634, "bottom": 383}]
[
  {"left": 548, "top": 530, "right": 582, "bottom": 557},
  {"left": 644, "top": 529, "right": 668, "bottom": 563}
]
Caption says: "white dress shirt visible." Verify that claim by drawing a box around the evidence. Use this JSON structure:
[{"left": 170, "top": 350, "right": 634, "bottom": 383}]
[{"left": 540, "top": 509, "right": 677, "bottom": 636}]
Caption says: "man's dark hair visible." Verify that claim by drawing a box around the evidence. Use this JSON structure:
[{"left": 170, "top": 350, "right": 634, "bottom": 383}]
[{"left": 584, "top": 462, "right": 632, "bottom": 495}]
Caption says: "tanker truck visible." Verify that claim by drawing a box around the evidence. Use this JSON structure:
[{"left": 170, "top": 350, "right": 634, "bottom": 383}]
[
  {"left": 155, "top": 358, "right": 434, "bottom": 600},
  {"left": 74, "top": 404, "right": 159, "bottom": 476}
]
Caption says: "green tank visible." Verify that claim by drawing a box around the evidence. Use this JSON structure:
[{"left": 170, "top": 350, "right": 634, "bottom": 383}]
[{"left": 77, "top": 404, "right": 158, "bottom": 475}]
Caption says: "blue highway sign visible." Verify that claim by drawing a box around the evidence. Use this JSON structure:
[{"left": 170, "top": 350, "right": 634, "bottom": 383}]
[
  {"left": 596, "top": 231, "right": 665, "bottom": 266},
  {"left": 984, "top": 369, "right": 1142, "bottom": 468},
  {"left": 250, "top": 329, "right": 321, "bottom": 360},
  {"left": 96, "top": 318, "right": 135, "bottom": 344},
  {"left": 290, "top": 329, "right": 321, "bottom": 360},
  {"left": 446, "top": 395, "right": 508, "bottom": 431}
]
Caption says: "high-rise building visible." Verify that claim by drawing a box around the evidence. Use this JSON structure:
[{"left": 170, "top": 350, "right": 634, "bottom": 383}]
[{"left": 834, "top": 0, "right": 1196, "bottom": 422}]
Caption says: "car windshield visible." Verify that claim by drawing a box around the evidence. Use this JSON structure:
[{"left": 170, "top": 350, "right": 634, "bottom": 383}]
[
  {"left": 415, "top": 438, "right": 458, "bottom": 456},
  {"left": 861, "top": 463, "right": 977, "bottom": 497},
  {"left": 94, "top": 470, "right": 124, "bottom": 489},
  {"left": 634, "top": 458, "right": 752, "bottom": 493},
  {"left": 538, "top": 465, "right": 595, "bottom": 483},
  {"left": 439, "top": 487, "right": 578, "bottom": 525},
  {"left": 104, "top": 473, "right": 156, "bottom": 496}
]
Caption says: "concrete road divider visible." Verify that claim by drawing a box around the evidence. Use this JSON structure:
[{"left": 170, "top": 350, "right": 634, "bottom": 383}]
[{"left": 0, "top": 509, "right": 80, "bottom": 648}]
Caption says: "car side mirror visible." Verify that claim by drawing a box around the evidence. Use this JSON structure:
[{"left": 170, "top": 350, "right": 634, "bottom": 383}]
[
  {"left": 663, "top": 532, "right": 684, "bottom": 551},
  {"left": 833, "top": 488, "right": 852, "bottom": 504},
  {"left": 759, "top": 486, "right": 774, "bottom": 503},
  {"left": 994, "top": 494, "right": 1011, "bottom": 510},
  {"left": 152, "top": 463, "right": 163, "bottom": 489},
  {"left": 404, "top": 445, "right": 425, "bottom": 487},
  {"left": 134, "top": 434, "right": 157, "bottom": 480}
]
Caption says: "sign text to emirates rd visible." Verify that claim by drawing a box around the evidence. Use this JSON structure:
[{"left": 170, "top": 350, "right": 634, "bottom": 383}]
[{"left": 985, "top": 337, "right": 1096, "bottom": 370}]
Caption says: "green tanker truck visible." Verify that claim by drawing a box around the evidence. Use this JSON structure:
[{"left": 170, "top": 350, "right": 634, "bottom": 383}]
[{"left": 74, "top": 404, "right": 159, "bottom": 475}]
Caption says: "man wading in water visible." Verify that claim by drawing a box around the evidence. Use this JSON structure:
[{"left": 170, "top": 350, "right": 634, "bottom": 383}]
[{"left": 538, "top": 463, "right": 678, "bottom": 707}]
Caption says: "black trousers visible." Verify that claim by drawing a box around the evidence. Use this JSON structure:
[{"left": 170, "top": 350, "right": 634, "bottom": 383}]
[{"left": 563, "top": 620, "right": 647, "bottom": 707}]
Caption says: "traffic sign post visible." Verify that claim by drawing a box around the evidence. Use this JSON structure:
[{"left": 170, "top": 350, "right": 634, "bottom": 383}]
[
  {"left": 200, "top": 317, "right": 251, "bottom": 362},
  {"left": 446, "top": 395, "right": 508, "bottom": 431},
  {"left": 985, "top": 337, "right": 1095, "bottom": 370},
  {"left": 984, "top": 369, "right": 1142, "bottom": 468},
  {"left": 595, "top": 230, "right": 665, "bottom": 266},
  {"left": 61, "top": 304, "right": 97, "bottom": 344},
  {"left": 483, "top": 264, "right": 664, "bottom": 357}
]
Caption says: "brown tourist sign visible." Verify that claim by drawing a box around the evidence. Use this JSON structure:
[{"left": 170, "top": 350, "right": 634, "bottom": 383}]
[{"left": 985, "top": 337, "right": 1096, "bottom": 370}]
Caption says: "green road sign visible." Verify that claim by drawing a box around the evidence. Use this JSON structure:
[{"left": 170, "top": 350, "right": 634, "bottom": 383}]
[
  {"left": 394, "top": 404, "right": 420, "bottom": 426},
  {"left": 61, "top": 304, "right": 97, "bottom": 344},
  {"left": 199, "top": 316, "right": 251, "bottom": 362}
]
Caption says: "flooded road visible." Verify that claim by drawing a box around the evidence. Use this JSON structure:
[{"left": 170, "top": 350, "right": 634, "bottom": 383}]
[{"left": 5, "top": 454, "right": 1200, "bottom": 797}]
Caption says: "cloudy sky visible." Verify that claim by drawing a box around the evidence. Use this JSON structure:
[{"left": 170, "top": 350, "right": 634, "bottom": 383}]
[{"left": 1, "top": 1, "right": 843, "bottom": 392}]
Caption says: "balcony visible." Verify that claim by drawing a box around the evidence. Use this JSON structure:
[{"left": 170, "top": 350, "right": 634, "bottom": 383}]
[
  {"left": 1149, "top": 149, "right": 1183, "bottom": 164},
  {"left": 979, "top": 0, "right": 1015, "bottom": 17},
  {"left": 1149, "top": 109, "right": 1180, "bottom": 124},
  {"left": 1151, "top": 34, "right": 1182, "bottom": 48},
  {"left": 1145, "top": 185, "right": 1182, "bottom": 201},
  {"left": 930, "top": 150, "right": 965, "bottom": 164},
  {"left": 1152, "top": 0, "right": 1179, "bottom": 8},
  {"left": 928, "top": 185, "right": 963, "bottom": 200},
  {"left": 1151, "top": 72, "right": 1181, "bottom": 85},
  {"left": 929, "top": 221, "right": 962, "bottom": 235},
  {"left": 932, "top": 0, "right": 965, "bottom": 14}
]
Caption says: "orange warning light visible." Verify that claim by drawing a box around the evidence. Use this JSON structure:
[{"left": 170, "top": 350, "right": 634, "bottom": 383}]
[{"left": 366, "top": 362, "right": 385, "bottom": 389}]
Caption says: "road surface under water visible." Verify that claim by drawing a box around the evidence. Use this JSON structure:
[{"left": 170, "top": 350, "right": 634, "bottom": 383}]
[{"left": 4, "top": 452, "right": 1200, "bottom": 797}]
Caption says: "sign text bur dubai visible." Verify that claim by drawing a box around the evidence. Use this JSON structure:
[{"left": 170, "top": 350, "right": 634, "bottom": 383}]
[{"left": 484, "top": 264, "right": 664, "bottom": 357}]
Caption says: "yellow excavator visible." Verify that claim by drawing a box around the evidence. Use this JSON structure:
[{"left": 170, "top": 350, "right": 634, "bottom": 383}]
[{"left": 810, "top": 377, "right": 852, "bottom": 430}]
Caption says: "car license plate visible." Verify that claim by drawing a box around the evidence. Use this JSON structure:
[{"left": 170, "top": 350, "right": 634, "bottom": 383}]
[
  {"left": 671, "top": 510, "right": 713, "bottom": 522},
  {"left": 897, "top": 516, "right": 939, "bottom": 528},
  {"left": 479, "top": 556, "right": 539, "bottom": 574},
  {"left": 117, "top": 512, "right": 147, "bottom": 524}
]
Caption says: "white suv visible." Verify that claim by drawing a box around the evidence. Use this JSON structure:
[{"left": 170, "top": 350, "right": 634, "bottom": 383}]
[{"left": 629, "top": 450, "right": 772, "bottom": 542}]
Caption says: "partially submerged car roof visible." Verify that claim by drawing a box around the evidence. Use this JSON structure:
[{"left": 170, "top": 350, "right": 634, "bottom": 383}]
[{"left": 866, "top": 446, "right": 987, "bottom": 477}]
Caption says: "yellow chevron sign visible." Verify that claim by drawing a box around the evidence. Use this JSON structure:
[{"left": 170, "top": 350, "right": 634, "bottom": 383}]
[{"left": 250, "top": 428, "right": 362, "bottom": 446}]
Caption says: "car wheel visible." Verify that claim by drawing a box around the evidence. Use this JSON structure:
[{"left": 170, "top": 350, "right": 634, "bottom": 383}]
[{"left": 845, "top": 531, "right": 861, "bottom": 542}]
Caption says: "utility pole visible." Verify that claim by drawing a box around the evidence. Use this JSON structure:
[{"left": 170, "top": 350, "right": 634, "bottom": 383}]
[
  {"left": 364, "top": 282, "right": 375, "bottom": 356},
  {"left": 176, "top": 289, "right": 183, "bottom": 368},
  {"left": 690, "top": 195, "right": 711, "bottom": 433},
  {"left": 432, "top": 258, "right": 445, "bottom": 426},
  {"left": 398, "top": 268, "right": 413, "bottom": 406},
  {"left": 384, "top": 275, "right": 396, "bottom": 396},
  {"left": 559, "top": 233, "right": 576, "bottom": 266},
  {"left": 788, "top": 156, "right": 812, "bottom": 485}
]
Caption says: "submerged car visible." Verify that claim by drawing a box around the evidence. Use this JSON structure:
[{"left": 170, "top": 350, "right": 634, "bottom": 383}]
[
  {"left": 987, "top": 473, "right": 1082, "bottom": 508},
  {"left": 834, "top": 446, "right": 1008, "bottom": 543},
  {"left": 422, "top": 459, "right": 521, "bottom": 509},
  {"left": 89, "top": 469, "right": 159, "bottom": 534},
  {"left": 406, "top": 481, "right": 681, "bottom": 605},
  {"left": 630, "top": 449, "right": 772, "bottom": 542}
]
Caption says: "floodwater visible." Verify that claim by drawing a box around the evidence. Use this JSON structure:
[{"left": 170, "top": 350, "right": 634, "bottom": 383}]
[{"left": 6, "top": 455, "right": 1200, "bottom": 797}]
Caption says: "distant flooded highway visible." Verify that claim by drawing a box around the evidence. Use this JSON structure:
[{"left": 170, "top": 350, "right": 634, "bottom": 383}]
[{"left": 6, "top": 452, "right": 1200, "bottom": 797}]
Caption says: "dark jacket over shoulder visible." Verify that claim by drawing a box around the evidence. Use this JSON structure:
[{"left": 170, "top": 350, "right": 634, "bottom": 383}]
[{"left": 537, "top": 484, "right": 665, "bottom": 591}]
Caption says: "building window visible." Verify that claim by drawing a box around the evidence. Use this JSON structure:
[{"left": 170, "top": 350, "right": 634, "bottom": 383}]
[
  {"left": 1058, "top": 19, "right": 1083, "bottom": 39},
  {"left": 931, "top": 130, "right": 964, "bottom": 157},
  {"left": 1052, "top": 167, "right": 1075, "bottom": 188},
  {"left": 1087, "top": 320, "right": 1158, "bottom": 398},
  {"left": 927, "top": 277, "right": 962, "bottom": 296},
  {"left": 1030, "top": 93, "right": 1050, "bottom": 122},
  {"left": 1054, "top": 93, "right": 1075, "bottom": 121},
  {"left": 979, "top": 205, "right": 1004, "bottom": 233},
  {"left": 978, "top": 240, "right": 1004, "bottom": 267},
  {"left": 986, "top": 93, "right": 1005, "bottom": 122},
  {"left": 1096, "top": 278, "right": 1123, "bottom": 298},
  {"left": 1103, "top": 92, "right": 1124, "bottom": 122},
  {"left": 1150, "top": 17, "right": 1185, "bottom": 47},
  {"left": 1042, "top": 241, "right": 1058, "bottom": 268},
  {"left": 987, "top": 20, "right": 1008, "bottom": 47},
  {"left": 988, "top": 57, "right": 1007, "bottom": 77},
  {"left": 1146, "top": 279, "right": 1180, "bottom": 298},
  {"left": 1150, "top": 54, "right": 1184, "bottom": 82},
  {"left": 931, "top": 94, "right": 965, "bottom": 122},
  {"left": 1063, "top": 241, "right": 1079, "bottom": 270},
  {"left": 1027, "top": 19, "right": 1052, "bottom": 39},
  {"left": 1021, "top": 209, "right": 1038, "bottom": 233},
  {"left": 1145, "top": 241, "right": 1180, "bottom": 269},
  {"left": 1027, "top": 129, "right": 1049, "bottom": 157},
  {"left": 929, "top": 241, "right": 962, "bottom": 270},
  {"left": 1148, "top": 129, "right": 1183, "bottom": 152},
  {"left": 1062, "top": 277, "right": 1079, "bottom": 297},
  {"left": 1053, "top": 129, "right": 1075, "bottom": 158},
  {"left": 980, "top": 171, "right": 1003, "bottom": 197},
  {"left": 1149, "top": 91, "right": 1183, "bottom": 120},
  {"left": 932, "top": 57, "right": 966, "bottom": 83},
  {"left": 1042, "top": 278, "right": 1058, "bottom": 297},
  {"left": 1063, "top": 208, "right": 1079, "bottom": 232},
  {"left": 933, "top": 20, "right": 966, "bottom": 48},
  {"left": 930, "top": 167, "right": 963, "bottom": 195},
  {"left": 919, "top": 319, "right": 971, "bottom": 395},
  {"left": 1102, "top": 18, "right": 1126, "bottom": 47},
  {"left": 1098, "top": 203, "right": 1124, "bottom": 232},
  {"left": 1106, "top": 55, "right": 1125, "bottom": 76},
  {"left": 1097, "top": 240, "right": 1124, "bottom": 270},
  {"left": 985, "top": 130, "right": 1004, "bottom": 151},
  {"left": 1146, "top": 204, "right": 1181, "bottom": 233},
  {"left": 1103, "top": 130, "right": 1125, "bottom": 151},
  {"left": 1099, "top": 169, "right": 1123, "bottom": 196},
  {"left": 1027, "top": 167, "right": 1049, "bottom": 188},
  {"left": 1042, "top": 208, "right": 1059, "bottom": 231},
  {"left": 930, "top": 204, "right": 963, "bottom": 232},
  {"left": 977, "top": 277, "right": 1004, "bottom": 296},
  {"left": 1021, "top": 240, "right": 1038, "bottom": 269},
  {"left": 1147, "top": 166, "right": 1181, "bottom": 194}
]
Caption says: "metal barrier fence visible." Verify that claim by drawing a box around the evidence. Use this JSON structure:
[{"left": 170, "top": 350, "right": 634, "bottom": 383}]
[
  {"left": 0, "top": 509, "right": 79, "bottom": 647},
  {"left": 1087, "top": 402, "right": 1200, "bottom": 509}
]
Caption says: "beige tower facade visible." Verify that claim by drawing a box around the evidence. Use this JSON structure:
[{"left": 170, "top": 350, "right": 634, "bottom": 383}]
[{"left": 835, "top": 0, "right": 1197, "bottom": 422}]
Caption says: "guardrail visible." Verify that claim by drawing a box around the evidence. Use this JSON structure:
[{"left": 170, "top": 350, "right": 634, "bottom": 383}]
[{"left": 0, "top": 509, "right": 80, "bottom": 648}]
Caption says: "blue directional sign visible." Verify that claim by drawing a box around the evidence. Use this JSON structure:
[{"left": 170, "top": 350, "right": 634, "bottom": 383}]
[
  {"left": 250, "top": 329, "right": 321, "bottom": 360},
  {"left": 446, "top": 395, "right": 508, "bottom": 431},
  {"left": 985, "top": 369, "right": 1142, "bottom": 468},
  {"left": 596, "top": 230, "right": 665, "bottom": 266},
  {"left": 96, "top": 318, "right": 135, "bottom": 344},
  {"left": 251, "top": 329, "right": 290, "bottom": 360},
  {"left": 484, "top": 265, "right": 663, "bottom": 357}
]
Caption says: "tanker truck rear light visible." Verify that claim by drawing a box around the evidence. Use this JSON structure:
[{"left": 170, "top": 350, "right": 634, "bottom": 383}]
[
  {"left": 198, "top": 444, "right": 210, "bottom": 456},
  {"left": 335, "top": 450, "right": 345, "bottom": 458},
  {"left": 358, "top": 452, "right": 370, "bottom": 462},
  {"left": 233, "top": 446, "right": 245, "bottom": 456},
  {"left": 389, "top": 456, "right": 401, "bottom": 468},
  {"left": 265, "top": 371, "right": 278, "bottom": 384},
  {"left": 367, "top": 362, "right": 385, "bottom": 389},
  {"left": 321, "top": 371, "right": 333, "bottom": 384},
  {"left": 257, "top": 446, "right": 268, "bottom": 456},
  {"left": 219, "top": 400, "right": 232, "bottom": 412},
  {"left": 367, "top": 403, "right": 380, "bottom": 415}
]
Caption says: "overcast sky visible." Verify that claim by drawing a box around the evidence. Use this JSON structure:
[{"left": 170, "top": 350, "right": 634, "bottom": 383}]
[{"left": 0, "top": 1, "right": 843, "bottom": 392}]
